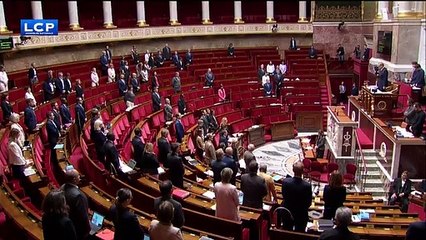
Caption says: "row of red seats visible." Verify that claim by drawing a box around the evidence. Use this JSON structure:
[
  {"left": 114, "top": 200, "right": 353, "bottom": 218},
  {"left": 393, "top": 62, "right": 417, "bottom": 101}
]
[
  {"left": 193, "top": 65, "right": 254, "bottom": 79},
  {"left": 284, "top": 95, "right": 322, "bottom": 105},
  {"left": 240, "top": 97, "right": 280, "bottom": 110},
  {"left": 249, "top": 105, "right": 282, "bottom": 118},
  {"left": 230, "top": 118, "right": 254, "bottom": 134},
  {"left": 198, "top": 71, "right": 257, "bottom": 82},
  {"left": 281, "top": 87, "right": 321, "bottom": 96}
]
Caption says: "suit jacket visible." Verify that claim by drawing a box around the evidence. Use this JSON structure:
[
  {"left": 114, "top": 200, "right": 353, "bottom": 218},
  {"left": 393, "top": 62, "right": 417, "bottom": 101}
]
[
  {"left": 411, "top": 110, "right": 426, "bottom": 137},
  {"left": 228, "top": 46, "right": 234, "bottom": 56},
  {"left": 390, "top": 178, "right": 412, "bottom": 198},
  {"left": 46, "top": 119, "right": 60, "bottom": 149},
  {"left": 172, "top": 77, "right": 181, "bottom": 92},
  {"left": 175, "top": 120, "right": 185, "bottom": 143},
  {"left": 176, "top": 60, "right": 184, "bottom": 70},
  {"left": 108, "top": 205, "right": 144, "bottom": 240},
  {"left": 162, "top": 46, "right": 171, "bottom": 60},
  {"left": 172, "top": 54, "right": 179, "bottom": 65},
  {"left": 316, "top": 135, "right": 326, "bottom": 150},
  {"left": 377, "top": 67, "right": 389, "bottom": 91},
  {"left": 154, "top": 197, "right": 185, "bottom": 228},
  {"left": 319, "top": 226, "right": 360, "bottom": 240},
  {"left": 308, "top": 48, "right": 317, "bottom": 58},
  {"left": 185, "top": 52, "right": 192, "bottom": 64},
  {"left": 290, "top": 39, "right": 297, "bottom": 50},
  {"left": 152, "top": 92, "right": 161, "bottom": 112},
  {"left": 139, "top": 152, "right": 159, "bottom": 174},
  {"left": 103, "top": 140, "right": 121, "bottom": 175},
  {"left": 75, "top": 104, "right": 85, "bottom": 130},
  {"left": 178, "top": 98, "right": 186, "bottom": 114},
  {"left": 105, "top": 49, "right": 112, "bottom": 61},
  {"left": 52, "top": 109, "right": 62, "bottom": 130},
  {"left": 411, "top": 68, "right": 425, "bottom": 88},
  {"left": 42, "top": 213, "right": 77, "bottom": 240},
  {"left": 323, "top": 185, "right": 346, "bottom": 219},
  {"left": 28, "top": 67, "right": 37, "bottom": 81},
  {"left": 75, "top": 85, "right": 83, "bottom": 98},
  {"left": 151, "top": 76, "right": 159, "bottom": 89},
  {"left": 56, "top": 78, "right": 66, "bottom": 94},
  {"left": 61, "top": 183, "right": 90, "bottom": 240},
  {"left": 93, "top": 130, "right": 106, "bottom": 161},
  {"left": 24, "top": 106, "right": 37, "bottom": 132},
  {"left": 43, "top": 80, "right": 55, "bottom": 101},
  {"left": 131, "top": 135, "right": 145, "bottom": 164},
  {"left": 264, "top": 83, "right": 272, "bottom": 95},
  {"left": 64, "top": 78, "right": 72, "bottom": 93},
  {"left": 130, "top": 78, "right": 140, "bottom": 91},
  {"left": 362, "top": 48, "right": 370, "bottom": 61},
  {"left": 1, "top": 100, "right": 12, "bottom": 120},
  {"left": 210, "top": 159, "right": 227, "bottom": 183},
  {"left": 60, "top": 104, "right": 72, "bottom": 124},
  {"left": 281, "top": 177, "right": 312, "bottom": 223},
  {"left": 118, "top": 79, "right": 128, "bottom": 96},
  {"left": 165, "top": 153, "right": 184, "bottom": 189},
  {"left": 100, "top": 55, "right": 109, "bottom": 70},
  {"left": 222, "top": 154, "right": 238, "bottom": 184},
  {"left": 157, "top": 137, "right": 170, "bottom": 163},
  {"left": 241, "top": 173, "right": 267, "bottom": 209}
]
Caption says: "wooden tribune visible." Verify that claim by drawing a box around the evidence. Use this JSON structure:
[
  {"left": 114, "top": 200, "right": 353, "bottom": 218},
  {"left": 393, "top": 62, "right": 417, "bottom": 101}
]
[{"left": 271, "top": 120, "right": 295, "bottom": 141}]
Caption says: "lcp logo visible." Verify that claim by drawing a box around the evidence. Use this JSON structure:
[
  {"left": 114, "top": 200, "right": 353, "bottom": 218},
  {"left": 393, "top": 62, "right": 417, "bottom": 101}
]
[{"left": 20, "top": 19, "right": 59, "bottom": 36}]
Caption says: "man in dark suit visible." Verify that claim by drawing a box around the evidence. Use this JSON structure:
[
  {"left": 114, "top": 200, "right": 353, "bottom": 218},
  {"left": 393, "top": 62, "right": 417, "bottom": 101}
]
[
  {"left": 60, "top": 98, "right": 72, "bottom": 126},
  {"left": 155, "top": 51, "right": 165, "bottom": 67},
  {"left": 316, "top": 129, "right": 326, "bottom": 158},
  {"left": 376, "top": 63, "right": 388, "bottom": 91},
  {"left": 362, "top": 44, "right": 370, "bottom": 61},
  {"left": 289, "top": 37, "right": 297, "bottom": 50},
  {"left": 222, "top": 147, "right": 238, "bottom": 185},
  {"left": 281, "top": 161, "right": 312, "bottom": 232},
  {"left": 319, "top": 207, "right": 360, "bottom": 240},
  {"left": 227, "top": 43, "right": 235, "bottom": 57},
  {"left": 50, "top": 102, "right": 62, "bottom": 131},
  {"left": 175, "top": 113, "right": 185, "bottom": 143},
  {"left": 152, "top": 87, "right": 161, "bottom": 112},
  {"left": 410, "top": 63, "right": 425, "bottom": 88},
  {"left": 210, "top": 148, "right": 227, "bottom": 183},
  {"left": 172, "top": 51, "right": 179, "bottom": 66},
  {"left": 409, "top": 103, "right": 426, "bottom": 137},
  {"left": 75, "top": 97, "right": 86, "bottom": 135},
  {"left": 100, "top": 51, "right": 109, "bottom": 76},
  {"left": 1, "top": 93, "right": 12, "bottom": 124},
  {"left": 389, "top": 171, "right": 412, "bottom": 212},
  {"left": 164, "top": 143, "right": 184, "bottom": 189},
  {"left": 162, "top": 43, "right": 172, "bottom": 61},
  {"left": 55, "top": 72, "right": 66, "bottom": 95},
  {"left": 185, "top": 49, "right": 193, "bottom": 65},
  {"left": 131, "top": 127, "right": 145, "bottom": 164},
  {"left": 241, "top": 161, "right": 267, "bottom": 209},
  {"left": 46, "top": 111, "right": 60, "bottom": 150},
  {"left": 75, "top": 79, "right": 84, "bottom": 99},
  {"left": 130, "top": 73, "right": 140, "bottom": 92},
  {"left": 157, "top": 129, "right": 171, "bottom": 164},
  {"left": 154, "top": 180, "right": 185, "bottom": 228},
  {"left": 118, "top": 74, "right": 128, "bottom": 96},
  {"left": 24, "top": 98, "right": 37, "bottom": 133},
  {"left": 43, "top": 75, "right": 55, "bottom": 102},
  {"left": 103, "top": 133, "right": 125, "bottom": 177},
  {"left": 178, "top": 93, "right": 186, "bottom": 115},
  {"left": 105, "top": 45, "right": 112, "bottom": 62},
  {"left": 28, "top": 62, "right": 38, "bottom": 85},
  {"left": 151, "top": 71, "right": 160, "bottom": 90},
  {"left": 61, "top": 168, "right": 90, "bottom": 240},
  {"left": 64, "top": 73, "right": 72, "bottom": 94},
  {"left": 308, "top": 45, "right": 317, "bottom": 59},
  {"left": 176, "top": 57, "right": 184, "bottom": 71}
]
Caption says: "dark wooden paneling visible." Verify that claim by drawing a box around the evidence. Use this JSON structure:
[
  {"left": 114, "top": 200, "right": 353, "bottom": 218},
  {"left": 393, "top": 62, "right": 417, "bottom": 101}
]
[{"left": 295, "top": 112, "right": 322, "bottom": 132}]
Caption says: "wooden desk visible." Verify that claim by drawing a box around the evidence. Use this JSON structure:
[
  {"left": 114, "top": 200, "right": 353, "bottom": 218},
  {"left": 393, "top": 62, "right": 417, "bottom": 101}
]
[
  {"left": 270, "top": 120, "right": 295, "bottom": 141},
  {"left": 247, "top": 125, "right": 265, "bottom": 147}
]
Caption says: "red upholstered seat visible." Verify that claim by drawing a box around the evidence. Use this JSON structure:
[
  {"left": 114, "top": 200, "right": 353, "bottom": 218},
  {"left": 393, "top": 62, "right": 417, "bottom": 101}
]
[
  {"left": 327, "top": 162, "right": 339, "bottom": 180},
  {"left": 355, "top": 129, "right": 373, "bottom": 149},
  {"left": 343, "top": 163, "right": 357, "bottom": 188},
  {"left": 302, "top": 158, "right": 312, "bottom": 178},
  {"left": 309, "top": 161, "right": 323, "bottom": 184}
]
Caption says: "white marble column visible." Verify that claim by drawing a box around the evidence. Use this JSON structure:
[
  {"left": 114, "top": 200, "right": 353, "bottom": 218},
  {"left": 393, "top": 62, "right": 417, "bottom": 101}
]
[
  {"left": 103, "top": 1, "right": 116, "bottom": 28},
  {"left": 234, "top": 1, "right": 244, "bottom": 23},
  {"left": 394, "top": 1, "right": 416, "bottom": 18},
  {"left": 68, "top": 1, "right": 83, "bottom": 30},
  {"left": 201, "top": 1, "right": 212, "bottom": 24},
  {"left": 298, "top": 1, "right": 308, "bottom": 22},
  {"left": 414, "top": 1, "right": 425, "bottom": 18},
  {"left": 31, "top": 1, "right": 43, "bottom": 19},
  {"left": 0, "top": 1, "right": 11, "bottom": 33},
  {"left": 169, "top": 1, "right": 180, "bottom": 25},
  {"left": 310, "top": 1, "right": 315, "bottom": 22},
  {"left": 266, "top": 1, "right": 276, "bottom": 23},
  {"left": 136, "top": 1, "right": 148, "bottom": 27},
  {"left": 376, "top": 1, "right": 389, "bottom": 20},
  {"left": 418, "top": 21, "right": 426, "bottom": 69}
]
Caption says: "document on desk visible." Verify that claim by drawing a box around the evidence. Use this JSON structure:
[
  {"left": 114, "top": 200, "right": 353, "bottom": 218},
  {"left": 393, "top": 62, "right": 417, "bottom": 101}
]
[
  {"left": 24, "top": 167, "right": 36, "bottom": 176},
  {"left": 120, "top": 160, "right": 133, "bottom": 173},
  {"left": 202, "top": 190, "right": 215, "bottom": 199},
  {"left": 54, "top": 144, "right": 64, "bottom": 149},
  {"left": 205, "top": 170, "right": 214, "bottom": 177}
]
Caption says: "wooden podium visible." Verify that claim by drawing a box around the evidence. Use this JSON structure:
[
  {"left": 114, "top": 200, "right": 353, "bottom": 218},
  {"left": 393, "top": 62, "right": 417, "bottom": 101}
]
[
  {"left": 359, "top": 85, "right": 398, "bottom": 118},
  {"left": 353, "top": 58, "right": 371, "bottom": 89},
  {"left": 247, "top": 125, "right": 265, "bottom": 147},
  {"left": 271, "top": 120, "right": 295, "bottom": 141}
]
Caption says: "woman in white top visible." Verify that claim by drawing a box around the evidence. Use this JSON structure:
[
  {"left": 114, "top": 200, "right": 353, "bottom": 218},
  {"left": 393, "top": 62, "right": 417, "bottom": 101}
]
[
  {"left": 149, "top": 201, "right": 183, "bottom": 240},
  {"left": 214, "top": 167, "right": 241, "bottom": 221},
  {"left": 107, "top": 63, "right": 116, "bottom": 83},
  {"left": 8, "top": 128, "right": 32, "bottom": 179},
  {"left": 0, "top": 65, "right": 9, "bottom": 93},
  {"left": 10, "top": 113, "right": 25, "bottom": 148},
  {"left": 266, "top": 61, "right": 275, "bottom": 75},
  {"left": 141, "top": 68, "right": 149, "bottom": 83},
  {"left": 279, "top": 60, "right": 287, "bottom": 75},
  {"left": 262, "top": 72, "right": 270, "bottom": 86},
  {"left": 24, "top": 86, "right": 37, "bottom": 105},
  {"left": 91, "top": 67, "right": 100, "bottom": 87}
]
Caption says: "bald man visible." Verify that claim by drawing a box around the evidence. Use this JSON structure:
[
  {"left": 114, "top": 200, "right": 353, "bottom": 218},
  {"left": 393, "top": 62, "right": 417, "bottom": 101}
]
[
  {"left": 60, "top": 169, "right": 90, "bottom": 239},
  {"left": 243, "top": 144, "right": 256, "bottom": 168},
  {"left": 280, "top": 161, "right": 312, "bottom": 232}
]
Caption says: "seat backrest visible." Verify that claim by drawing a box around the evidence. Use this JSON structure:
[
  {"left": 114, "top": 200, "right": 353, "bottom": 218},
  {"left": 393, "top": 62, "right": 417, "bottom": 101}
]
[
  {"left": 273, "top": 207, "right": 294, "bottom": 231},
  {"left": 302, "top": 158, "right": 311, "bottom": 169},
  {"left": 310, "top": 161, "right": 322, "bottom": 172},
  {"left": 346, "top": 163, "right": 357, "bottom": 175},
  {"left": 327, "top": 162, "right": 339, "bottom": 174}
]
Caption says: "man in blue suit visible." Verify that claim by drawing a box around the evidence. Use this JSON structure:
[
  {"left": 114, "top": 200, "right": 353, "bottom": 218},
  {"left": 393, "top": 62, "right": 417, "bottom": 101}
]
[
  {"left": 100, "top": 51, "right": 109, "bottom": 76},
  {"left": 263, "top": 78, "right": 272, "bottom": 96},
  {"left": 43, "top": 73, "right": 55, "bottom": 101},
  {"left": 75, "top": 97, "right": 86, "bottom": 135},
  {"left": 60, "top": 98, "right": 72, "bottom": 126},
  {"left": 118, "top": 74, "right": 128, "bottom": 96},
  {"left": 130, "top": 73, "right": 140, "bottom": 92},
  {"left": 376, "top": 63, "right": 388, "bottom": 91},
  {"left": 222, "top": 147, "right": 238, "bottom": 185},
  {"left": 46, "top": 111, "right": 61, "bottom": 150},
  {"left": 24, "top": 98, "right": 37, "bottom": 133},
  {"left": 411, "top": 62, "right": 425, "bottom": 88},
  {"left": 175, "top": 113, "right": 185, "bottom": 143}
]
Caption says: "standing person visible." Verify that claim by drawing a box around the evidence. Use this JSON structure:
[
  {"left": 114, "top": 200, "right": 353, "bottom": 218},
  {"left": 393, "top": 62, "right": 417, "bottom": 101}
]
[
  {"left": 46, "top": 111, "right": 61, "bottom": 150},
  {"left": 241, "top": 161, "right": 267, "bottom": 209},
  {"left": 61, "top": 169, "right": 90, "bottom": 240},
  {"left": 281, "top": 161, "right": 312, "bottom": 232},
  {"left": 152, "top": 87, "right": 161, "bottom": 112},
  {"left": 164, "top": 143, "right": 184, "bottom": 189},
  {"left": 151, "top": 71, "right": 160, "bottom": 90},
  {"left": 24, "top": 98, "right": 38, "bottom": 133},
  {"left": 43, "top": 75, "right": 55, "bottom": 102},
  {"left": 1, "top": 93, "right": 12, "bottom": 124},
  {"left": 124, "top": 86, "right": 135, "bottom": 108},
  {"left": 75, "top": 97, "right": 86, "bottom": 135},
  {"left": 164, "top": 98, "right": 173, "bottom": 122},
  {"left": 172, "top": 72, "right": 181, "bottom": 93},
  {"left": 362, "top": 44, "right": 370, "bottom": 61},
  {"left": 130, "top": 73, "right": 140, "bottom": 92},
  {"left": 409, "top": 103, "right": 426, "bottom": 137},
  {"left": 105, "top": 45, "right": 112, "bottom": 62},
  {"left": 204, "top": 133, "right": 216, "bottom": 165},
  {"left": 75, "top": 79, "right": 84, "bottom": 99},
  {"left": 107, "top": 63, "right": 116, "bottom": 83},
  {"left": 289, "top": 37, "right": 297, "bottom": 50},
  {"left": 227, "top": 43, "right": 235, "bottom": 57},
  {"left": 91, "top": 68, "right": 100, "bottom": 87},
  {"left": 263, "top": 78, "right": 272, "bottom": 96},
  {"left": 131, "top": 127, "right": 144, "bottom": 165},
  {"left": 336, "top": 44, "right": 345, "bottom": 63},
  {"left": 0, "top": 65, "right": 9, "bottom": 93},
  {"left": 156, "top": 51, "right": 165, "bottom": 67},
  {"left": 60, "top": 98, "right": 72, "bottom": 127},
  {"left": 175, "top": 113, "right": 185, "bottom": 143},
  {"left": 308, "top": 45, "right": 317, "bottom": 59},
  {"left": 177, "top": 93, "right": 186, "bottom": 115},
  {"left": 218, "top": 84, "right": 226, "bottom": 102},
  {"left": 195, "top": 129, "right": 205, "bottom": 160},
  {"left": 108, "top": 188, "right": 145, "bottom": 240},
  {"left": 389, "top": 171, "right": 412, "bottom": 212},
  {"left": 258, "top": 164, "right": 278, "bottom": 203},
  {"left": 162, "top": 43, "right": 172, "bottom": 61},
  {"left": 316, "top": 129, "right": 326, "bottom": 159},
  {"left": 243, "top": 144, "right": 256, "bottom": 169},
  {"left": 157, "top": 129, "right": 171, "bottom": 164},
  {"left": 185, "top": 49, "right": 193, "bottom": 66},
  {"left": 205, "top": 68, "right": 215, "bottom": 87},
  {"left": 323, "top": 171, "right": 347, "bottom": 219},
  {"left": 258, "top": 64, "right": 266, "bottom": 82},
  {"left": 338, "top": 81, "right": 346, "bottom": 104},
  {"left": 319, "top": 207, "right": 360, "bottom": 240},
  {"left": 131, "top": 45, "right": 140, "bottom": 64},
  {"left": 274, "top": 69, "right": 283, "bottom": 99},
  {"left": 8, "top": 128, "right": 32, "bottom": 180},
  {"left": 410, "top": 63, "right": 425, "bottom": 88},
  {"left": 211, "top": 149, "right": 227, "bottom": 184},
  {"left": 214, "top": 168, "right": 240, "bottom": 221},
  {"left": 150, "top": 201, "right": 184, "bottom": 240},
  {"left": 154, "top": 180, "right": 185, "bottom": 228},
  {"left": 351, "top": 83, "right": 359, "bottom": 96},
  {"left": 139, "top": 143, "right": 160, "bottom": 175},
  {"left": 24, "top": 86, "right": 36, "bottom": 105},
  {"left": 100, "top": 51, "right": 109, "bottom": 76},
  {"left": 223, "top": 147, "right": 238, "bottom": 185},
  {"left": 28, "top": 62, "right": 38, "bottom": 85},
  {"left": 9, "top": 113, "right": 25, "bottom": 148},
  {"left": 42, "top": 189, "right": 77, "bottom": 240},
  {"left": 279, "top": 60, "right": 287, "bottom": 75},
  {"left": 376, "top": 63, "right": 389, "bottom": 91},
  {"left": 266, "top": 61, "right": 275, "bottom": 75},
  {"left": 172, "top": 51, "right": 179, "bottom": 66},
  {"left": 353, "top": 45, "right": 361, "bottom": 59},
  {"left": 103, "top": 133, "right": 125, "bottom": 177}
]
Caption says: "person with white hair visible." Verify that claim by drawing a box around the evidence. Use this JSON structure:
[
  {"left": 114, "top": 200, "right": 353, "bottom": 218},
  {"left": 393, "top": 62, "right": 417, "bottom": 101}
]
[
  {"left": 24, "top": 86, "right": 36, "bottom": 105},
  {"left": 0, "top": 65, "right": 9, "bottom": 93},
  {"left": 243, "top": 143, "right": 256, "bottom": 168},
  {"left": 9, "top": 113, "right": 25, "bottom": 148},
  {"left": 90, "top": 67, "right": 99, "bottom": 87},
  {"left": 214, "top": 167, "right": 240, "bottom": 221},
  {"left": 319, "top": 206, "right": 360, "bottom": 240}
]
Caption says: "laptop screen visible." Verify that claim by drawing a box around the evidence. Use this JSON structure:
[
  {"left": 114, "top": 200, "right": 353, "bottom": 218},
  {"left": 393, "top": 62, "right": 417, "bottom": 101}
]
[
  {"left": 128, "top": 159, "right": 137, "bottom": 169},
  {"left": 91, "top": 212, "right": 104, "bottom": 227}
]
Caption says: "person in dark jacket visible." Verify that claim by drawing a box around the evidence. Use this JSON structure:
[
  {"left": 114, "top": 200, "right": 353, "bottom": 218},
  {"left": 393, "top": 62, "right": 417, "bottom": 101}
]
[
  {"left": 43, "top": 73, "right": 55, "bottom": 101},
  {"left": 389, "top": 171, "right": 412, "bottom": 212},
  {"left": 109, "top": 188, "right": 145, "bottom": 240},
  {"left": 164, "top": 143, "right": 184, "bottom": 189},
  {"left": 162, "top": 43, "right": 172, "bottom": 60},
  {"left": 177, "top": 93, "right": 186, "bottom": 115},
  {"left": 410, "top": 62, "right": 425, "bottom": 88},
  {"left": 227, "top": 43, "right": 235, "bottom": 57},
  {"left": 241, "top": 161, "right": 267, "bottom": 209},
  {"left": 316, "top": 129, "right": 326, "bottom": 158},
  {"left": 61, "top": 169, "right": 90, "bottom": 240},
  {"left": 75, "top": 97, "right": 86, "bottom": 135},
  {"left": 1, "top": 93, "right": 12, "bottom": 124},
  {"left": 42, "top": 189, "right": 77, "bottom": 240},
  {"left": 376, "top": 63, "right": 388, "bottom": 91},
  {"left": 323, "top": 171, "right": 347, "bottom": 219},
  {"left": 60, "top": 98, "right": 72, "bottom": 126},
  {"left": 152, "top": 87, "right": 161, "bottom": 112},
  {"left": 75, "top": 79, "right": 84, "bottom": 99},
  {"left": 175, "top": 113, "right": 185, "bottom": 143},
  {"left": 46, "top": 111, "right": 61, "bottom": 150},
  {"left": 24, "top": 98, "right": 38, "bottom": 133},
  {"left": 319, "top": 207, "right": 360, "bottom": 240},
  {"left": 139, "top": 142, "right": 159, "bottom": 175},
  {"left": 153, "top": 180, "right": 185, "bottom": 228},
  {"left": 222, "top": 147, "right": 238, "bottom": 185},
  {"left": 211, "top": 148, "right": 227, "bottom": 184},
  {"left": 409, "top": 103, "right": 426, "bottom": 138},
  {"left": 131, "top": 127, "right": 145, "bottom": 164},
  {"left": 157, "top": 129, "right": 171, "bottom": 164},
  {"left": 103, "top": 133, "right": 125, "bottom": 177}
]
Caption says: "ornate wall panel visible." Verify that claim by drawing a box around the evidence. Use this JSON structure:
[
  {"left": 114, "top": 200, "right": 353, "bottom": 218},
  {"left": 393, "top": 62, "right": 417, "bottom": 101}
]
[{"left": 315, "top": 1, "right": 362, "bottom": 22}]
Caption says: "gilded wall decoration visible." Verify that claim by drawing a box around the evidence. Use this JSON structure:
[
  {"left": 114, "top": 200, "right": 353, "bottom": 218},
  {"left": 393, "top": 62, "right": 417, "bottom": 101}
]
[{"left": 315, "top": 1, "right": 362, "bottom": 22}]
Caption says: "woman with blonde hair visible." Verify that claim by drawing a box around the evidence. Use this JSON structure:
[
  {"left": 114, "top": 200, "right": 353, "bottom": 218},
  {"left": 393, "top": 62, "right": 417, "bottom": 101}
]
[
  {"left": 139, "top": 142, "right": 160, "bottom": 175},
  {"left": 8, "top": 128, "right": 32, "bottom": 179},
  {"left": 219, "top": 117, "right": 229, "bottom": 132},
  {"left": 10, "top": 113, "right": 25, "bottom": 148},
  {"left": 214, "top": 167, "right": 240, "bottom": 221},
  {"left": 323, "top": 170, "right": 346, "bottom": 219}
]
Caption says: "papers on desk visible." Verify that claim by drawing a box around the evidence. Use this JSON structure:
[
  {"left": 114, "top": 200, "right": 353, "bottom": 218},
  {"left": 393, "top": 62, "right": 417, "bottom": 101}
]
[
  {"left": 393, "top": 126, "right": 414, "bottom": 138},
  {"left": 54, "top": 144, "right": 64, "bottom": 149},
  {"left": 359, "top": 209, "right": 375, "bottom": 213},
  {"left": 165, "top": 121, "right": 173, "bottom": 126},
  {"left": 263, "top": 203, "right": 272, "bottom": 211},
  {"left": 157, "top": 167, "right": 165, "bottom": 175},
  {"left": 205, "top": 170, "right": 214, "bottom": 177},
  {"left": 24, "top": 167, "right": 36, "bottom": 176},
  {"left": 119, "top": 160, "right": 133, "bottom": 173},
  {"left": 352, "top": 214, "right": 361, "bottom": 223},
  {"left": 202, "top": 190, "right": 215, "bottom": 199},
  {"left": 228, "top": 137, "right": 238, "bottom": 143},
  {"left": 305, "top": 146, "right": 313, "bottom": 150},
  {"left": 270, "top": 103, "right": 283, "bottom": 106},
  {"left": 251, "top": 125, "right": 260, "bottom": 129},
  {"left": 411, "top": 190, "right": 423, "bottom": 197}
]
